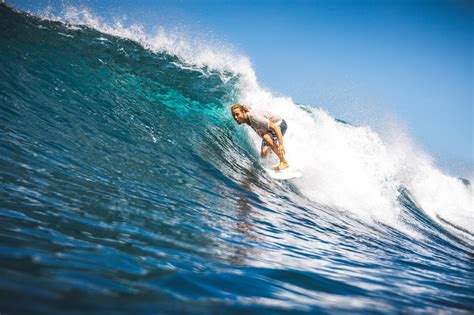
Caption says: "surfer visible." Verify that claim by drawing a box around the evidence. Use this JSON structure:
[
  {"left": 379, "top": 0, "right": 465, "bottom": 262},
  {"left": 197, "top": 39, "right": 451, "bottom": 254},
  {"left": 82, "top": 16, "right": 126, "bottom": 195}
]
[{"left": 231, "top": 104, "right": 289, "bottom": 171}]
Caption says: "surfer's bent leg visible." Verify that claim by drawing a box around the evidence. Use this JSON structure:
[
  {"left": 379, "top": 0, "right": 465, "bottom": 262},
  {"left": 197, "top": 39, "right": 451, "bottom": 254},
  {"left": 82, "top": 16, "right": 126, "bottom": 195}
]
[
  {"left": 260, "top": 141, "right": 272, "bottom": 158},
  {"left": 262, "top": 133, "right": 288, "bottom": 171}
]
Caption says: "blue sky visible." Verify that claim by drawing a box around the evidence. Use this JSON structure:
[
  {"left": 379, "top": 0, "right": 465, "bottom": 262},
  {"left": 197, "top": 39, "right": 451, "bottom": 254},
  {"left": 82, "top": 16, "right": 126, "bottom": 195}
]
[{"left": 7, "top": 0, "right": 473, "bottom": 175}]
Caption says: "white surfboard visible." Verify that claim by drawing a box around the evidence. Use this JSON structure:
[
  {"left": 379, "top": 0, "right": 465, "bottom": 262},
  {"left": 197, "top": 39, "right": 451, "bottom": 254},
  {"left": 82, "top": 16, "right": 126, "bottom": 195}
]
[{"left": 265, "top": 167, "right": 302, "bottom": 180}]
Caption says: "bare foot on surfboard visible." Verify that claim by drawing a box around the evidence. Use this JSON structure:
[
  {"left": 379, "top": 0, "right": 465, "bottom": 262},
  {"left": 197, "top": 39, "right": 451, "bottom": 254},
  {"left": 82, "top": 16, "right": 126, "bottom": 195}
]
[{"left": 274, "top": 162, "right": 289, "bottom": 171}]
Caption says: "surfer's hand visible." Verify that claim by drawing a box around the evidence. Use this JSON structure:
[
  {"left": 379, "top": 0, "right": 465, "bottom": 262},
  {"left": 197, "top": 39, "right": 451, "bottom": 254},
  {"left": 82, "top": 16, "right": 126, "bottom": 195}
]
[{"left": 277, "top": 144, "right": 285, "bottom": 156}]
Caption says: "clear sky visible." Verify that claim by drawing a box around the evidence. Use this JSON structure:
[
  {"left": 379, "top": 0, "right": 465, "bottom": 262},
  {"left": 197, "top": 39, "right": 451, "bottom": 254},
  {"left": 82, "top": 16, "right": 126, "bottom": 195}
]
[{"left": 6, "top": 0, "right": 474, "bottom": 175}]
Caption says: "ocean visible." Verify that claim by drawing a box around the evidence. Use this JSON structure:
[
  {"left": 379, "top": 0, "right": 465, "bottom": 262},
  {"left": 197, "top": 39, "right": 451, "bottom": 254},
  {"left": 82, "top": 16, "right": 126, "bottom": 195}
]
[{"left": 1, "top": 3, "right": 473, "bottom": 314}]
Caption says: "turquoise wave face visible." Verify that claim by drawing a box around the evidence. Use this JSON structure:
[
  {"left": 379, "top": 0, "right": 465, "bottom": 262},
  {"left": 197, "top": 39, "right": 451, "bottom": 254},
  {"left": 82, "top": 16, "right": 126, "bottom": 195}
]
[
  {"left": 0, "top": 2, "right": 254, "bottom": 198},
  {"left": 1, "top": 4, "right": 473, "bottom": 314}
]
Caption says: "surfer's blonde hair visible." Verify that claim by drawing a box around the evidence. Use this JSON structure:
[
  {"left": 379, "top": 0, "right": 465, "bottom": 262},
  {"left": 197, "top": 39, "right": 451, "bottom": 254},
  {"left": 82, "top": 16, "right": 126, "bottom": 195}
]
[{"left": 231, "top": 103, "right": 252, "bottom": 112}]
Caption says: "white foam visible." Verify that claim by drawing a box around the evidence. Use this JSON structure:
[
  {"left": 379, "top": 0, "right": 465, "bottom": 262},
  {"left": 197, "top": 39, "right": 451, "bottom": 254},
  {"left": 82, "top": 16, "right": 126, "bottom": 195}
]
[
  {"left": 244, "top": 89, "right": 473, "bottom": 237},
  {"left": 37, "top": 5, "right": 256, "bottom": 85},
  {"left": 35, "top": 5, "right": 473, "bottom": 238}
]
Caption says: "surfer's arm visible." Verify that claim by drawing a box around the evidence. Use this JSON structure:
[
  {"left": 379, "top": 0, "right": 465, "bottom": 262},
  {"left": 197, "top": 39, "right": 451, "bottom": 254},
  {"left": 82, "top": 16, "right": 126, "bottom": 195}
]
[{"left": 269, "top": 122, "right": 285, "bottom": 154}]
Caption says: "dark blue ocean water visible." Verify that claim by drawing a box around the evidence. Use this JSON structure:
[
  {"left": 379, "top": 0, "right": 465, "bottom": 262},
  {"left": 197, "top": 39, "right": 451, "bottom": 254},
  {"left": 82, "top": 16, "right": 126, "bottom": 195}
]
[{"left": 1, "top": 4, "right": 473, "bottom": 314}]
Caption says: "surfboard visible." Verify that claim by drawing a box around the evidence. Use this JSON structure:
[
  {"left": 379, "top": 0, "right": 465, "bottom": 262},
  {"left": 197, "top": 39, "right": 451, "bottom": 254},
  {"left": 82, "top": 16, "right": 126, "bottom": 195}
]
[{"left": 265, "top": 167, "right": 302, "bottom": 180}]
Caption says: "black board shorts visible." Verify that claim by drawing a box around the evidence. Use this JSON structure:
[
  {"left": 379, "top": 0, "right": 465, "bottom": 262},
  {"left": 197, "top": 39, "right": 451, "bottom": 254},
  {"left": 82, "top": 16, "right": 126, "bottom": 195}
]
[{"left": 261, "top": 119, "right": 287, "bottom": 151}]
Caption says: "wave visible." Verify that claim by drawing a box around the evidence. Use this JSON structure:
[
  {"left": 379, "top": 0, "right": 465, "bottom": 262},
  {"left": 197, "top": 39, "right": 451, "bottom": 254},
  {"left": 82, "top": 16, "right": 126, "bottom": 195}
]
[{"left": 1, "top": 3, "right": 473, "bottom": 313}]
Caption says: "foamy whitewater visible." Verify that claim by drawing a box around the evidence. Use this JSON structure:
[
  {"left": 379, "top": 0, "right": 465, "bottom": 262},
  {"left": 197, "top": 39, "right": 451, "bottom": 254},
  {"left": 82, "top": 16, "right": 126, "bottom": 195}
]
[{"left": 1, "top": 3, "right": 473, "bottom": 314}]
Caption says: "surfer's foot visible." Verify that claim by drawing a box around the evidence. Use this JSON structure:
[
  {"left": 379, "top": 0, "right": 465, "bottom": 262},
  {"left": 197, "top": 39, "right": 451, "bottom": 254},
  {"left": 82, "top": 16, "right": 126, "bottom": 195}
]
[{"left": 274, "top": 162, "right": 289, "bottom": 171}]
